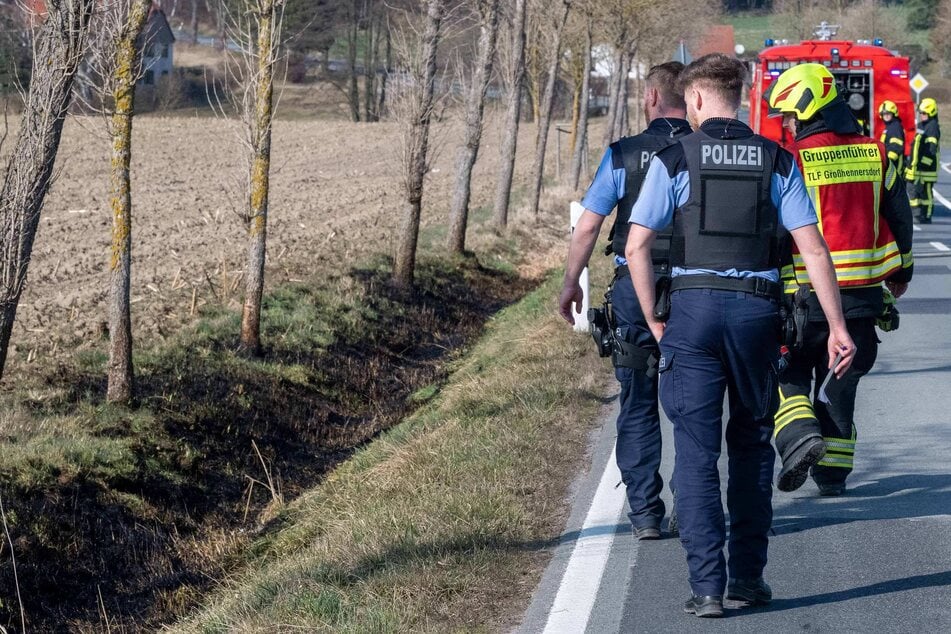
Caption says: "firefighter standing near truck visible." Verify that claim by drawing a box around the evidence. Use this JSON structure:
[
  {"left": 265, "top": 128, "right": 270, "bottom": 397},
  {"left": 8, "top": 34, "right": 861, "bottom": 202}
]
[
  {"left": 906, "top": 97, "right": 941, "bottom": 224},
  {"left": 878, "top": 100, "right": 905, "bottom": 173},
  {"left": 558, "top": 62, "right": 690, "bottom": 540},
  {"left": 765, "top": 63, "right": 915, "bottom": 496}
]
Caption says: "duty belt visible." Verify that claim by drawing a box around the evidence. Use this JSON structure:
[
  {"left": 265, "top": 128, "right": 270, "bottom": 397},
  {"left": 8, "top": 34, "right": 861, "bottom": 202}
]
[{"left": 669, "top": 274, "right": 781, "bottom": 299}]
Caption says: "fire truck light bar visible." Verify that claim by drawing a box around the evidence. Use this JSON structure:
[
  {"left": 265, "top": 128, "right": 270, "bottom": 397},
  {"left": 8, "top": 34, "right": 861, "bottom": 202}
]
[{"left": 891, "top": 69, "right": 902, "bottom": 76}]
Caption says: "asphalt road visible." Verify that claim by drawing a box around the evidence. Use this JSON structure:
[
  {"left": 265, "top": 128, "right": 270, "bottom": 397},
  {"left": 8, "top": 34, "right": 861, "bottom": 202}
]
[{"left": 519, "top": 166, "right": 951, "bottom": 633}]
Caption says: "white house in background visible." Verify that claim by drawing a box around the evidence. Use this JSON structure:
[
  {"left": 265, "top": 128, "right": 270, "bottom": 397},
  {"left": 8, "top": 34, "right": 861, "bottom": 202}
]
[
  {"left": 27, "top": 1, "right": 176, "bottom": 88},
  {"left": 140, "top": 7, "right": 175, "bottom": 87}
]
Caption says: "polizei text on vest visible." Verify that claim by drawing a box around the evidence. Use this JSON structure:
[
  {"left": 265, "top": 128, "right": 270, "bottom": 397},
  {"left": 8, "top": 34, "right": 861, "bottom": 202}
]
[{"left": 700, "top": 142, "right": 764, "bottom": 169}]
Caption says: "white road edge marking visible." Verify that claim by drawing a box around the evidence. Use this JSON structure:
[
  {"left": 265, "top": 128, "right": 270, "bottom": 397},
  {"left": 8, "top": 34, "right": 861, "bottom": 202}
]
[
  {"left": 931, "top": 241, "right": 950, "bottom": 252},
  {"left": 542, "top": 444, "right": 626, "bottom": 634},
  {"left": 942, "top": 162, "right": 951, "bottom": 175},
  {"left": 933, "top": 187, "right": 951, "bottom": 211},
  {"left": 914, "top": 224, "right": 921, "bottom": 231}
]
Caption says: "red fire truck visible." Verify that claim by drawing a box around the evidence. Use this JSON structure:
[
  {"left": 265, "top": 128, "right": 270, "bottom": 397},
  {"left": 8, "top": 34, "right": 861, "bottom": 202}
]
[{"left": 749, "top": 22, "right": 915, "bottom": 152}]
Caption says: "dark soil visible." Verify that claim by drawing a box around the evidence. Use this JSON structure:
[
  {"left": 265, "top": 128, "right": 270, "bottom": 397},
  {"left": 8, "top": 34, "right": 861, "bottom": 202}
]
[{"left": 0, "top": 257, "right": 537, "bottom": 632}]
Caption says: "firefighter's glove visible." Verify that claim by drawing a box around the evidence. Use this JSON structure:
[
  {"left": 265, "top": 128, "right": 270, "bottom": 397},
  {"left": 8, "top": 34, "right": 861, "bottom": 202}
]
[{"left": 876, "top": 287, "right": 900, "bottom": 332}]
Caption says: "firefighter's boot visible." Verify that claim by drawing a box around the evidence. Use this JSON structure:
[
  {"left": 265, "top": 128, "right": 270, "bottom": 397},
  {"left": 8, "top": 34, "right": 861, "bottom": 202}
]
[{"left": 774, "top": 389, "right": 825, "bottom": 492}]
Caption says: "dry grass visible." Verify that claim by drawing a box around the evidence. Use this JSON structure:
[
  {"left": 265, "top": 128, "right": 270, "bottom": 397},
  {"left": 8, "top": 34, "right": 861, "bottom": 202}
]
[
  {"left": 169, "top": 269, "right": 613, "bottom": 633},
  {"left": 0, "top": 170, "right": 614, "bottom": 630}
]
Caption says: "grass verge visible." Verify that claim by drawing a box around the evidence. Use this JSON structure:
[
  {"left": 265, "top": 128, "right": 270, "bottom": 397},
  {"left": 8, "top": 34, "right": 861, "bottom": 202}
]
[
  {"left": 0, "top": 254, "right": 539, "bottom": 631},
  {"left": 170, "top": 271, "right": 611, "bottom": 633},
  {"left": 0, "top": 180, "right": 599, "bottom": 630}
]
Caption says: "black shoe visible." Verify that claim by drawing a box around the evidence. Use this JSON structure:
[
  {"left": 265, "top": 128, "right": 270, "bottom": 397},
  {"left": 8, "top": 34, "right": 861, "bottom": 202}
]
[
  {"left": 817, "top": 482, "right": 846, "bottom": 496},
  {"left": 683, "top": 595, "right": 723, "bottom": 617},
  {"left": 920, "top": 216, "right": 933, "bottom": 224},
  {"left": 727, "top": 577, "right": 772, "bottom": 605},
  {"left": 633, "top": 525, "right": 661, "bottom": 540},
  {"left": 778, "top": 435, "right": 826, "bottom": 492}
]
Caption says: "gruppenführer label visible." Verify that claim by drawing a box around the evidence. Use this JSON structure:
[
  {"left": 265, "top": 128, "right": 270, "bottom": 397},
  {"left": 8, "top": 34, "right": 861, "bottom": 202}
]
[{"left": 799, "top": 143, "right": 882, "bottom": 185}]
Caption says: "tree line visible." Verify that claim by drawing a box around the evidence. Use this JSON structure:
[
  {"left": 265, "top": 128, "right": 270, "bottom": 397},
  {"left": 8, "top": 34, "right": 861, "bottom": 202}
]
[{"left": 0, "top": 0, "right": 718, "bottom": 404}]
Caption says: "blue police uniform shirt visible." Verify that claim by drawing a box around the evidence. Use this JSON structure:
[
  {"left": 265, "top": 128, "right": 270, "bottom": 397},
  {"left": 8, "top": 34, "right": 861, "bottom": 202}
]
[
  {"left": 581, "top": 118, "right": 692, "bottom": 266},
  {"left": 629, "top": 118, "right": 818, "bottom": 281}
]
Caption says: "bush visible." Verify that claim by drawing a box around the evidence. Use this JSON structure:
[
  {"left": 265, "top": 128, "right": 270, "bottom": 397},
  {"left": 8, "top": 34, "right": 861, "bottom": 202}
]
[
  {"left": 907, "top": 0, "right": 940, "bottom": 31},
  {"left": 932, "top": 0, "right": 951, "bottom": 76},
  {"left": 138, "top": 67, "right": 229, "bottom": 112}
]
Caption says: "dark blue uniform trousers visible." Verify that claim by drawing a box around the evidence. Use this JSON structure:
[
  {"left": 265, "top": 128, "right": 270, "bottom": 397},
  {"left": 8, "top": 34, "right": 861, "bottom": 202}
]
[
  {"left": 611, "top": 269, "right": 665, "bottom": 530},
  {"left": 658, "top": 289, "right": 780, "bottom": 597}
]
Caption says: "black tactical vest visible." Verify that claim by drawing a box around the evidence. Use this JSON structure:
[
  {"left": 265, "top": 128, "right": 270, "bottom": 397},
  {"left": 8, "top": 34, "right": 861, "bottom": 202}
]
[
  {"left": 608, "top": 122, "right": 690, "bottom": 271},
  {"left": 670, "top": 131, "right": 779, "bottom": 271}
]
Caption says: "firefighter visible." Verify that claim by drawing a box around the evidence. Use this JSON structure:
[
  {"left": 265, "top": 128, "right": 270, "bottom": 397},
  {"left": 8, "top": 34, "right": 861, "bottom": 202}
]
[
  {"left": 766, "top": 63, "right": 914, "bottom": 496},
  {"left": 906, "top": 97, "right": 941, "bottom": 224},
  {"left": 558, "top": 62, "right": 690, "bottom": 540},
  {"left": 878, "top": 100, "right": 905, "bottom": 173},
  {"left": 625, "top": 54, "right": 854, "bottom": 617}
]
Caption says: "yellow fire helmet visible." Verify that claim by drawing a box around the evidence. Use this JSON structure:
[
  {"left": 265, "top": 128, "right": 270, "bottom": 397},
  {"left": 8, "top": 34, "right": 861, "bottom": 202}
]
[
  {"left": 764, "top": 63, "right": 838, "bottom": 121},
  {"left": 919, "top": 97, "right": 938, "bottom": 117},
  {"left": 879, "top": 100, "right": 899, "bottom": 117}
]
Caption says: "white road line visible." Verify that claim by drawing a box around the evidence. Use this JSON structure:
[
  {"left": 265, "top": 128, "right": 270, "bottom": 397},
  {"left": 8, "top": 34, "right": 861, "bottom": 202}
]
[
  {"left": 543, "top": 445, "right": 626, "bottom": 634},
  {"left": 943, "top": 162, "right": 951, "bottom": 175},
  {"left": 931, "top": 241, "right": 950, "bottom": 252},
  {"left": 914, "top": 224, "right": 922, "bottom": 231},
  {"left": 933, "top": 187, "right": 951, "bottom": 211}
]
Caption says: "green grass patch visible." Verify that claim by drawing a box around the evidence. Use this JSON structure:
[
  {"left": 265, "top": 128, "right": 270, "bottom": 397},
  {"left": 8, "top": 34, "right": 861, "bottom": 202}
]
[
  {"left": 170, "top": 271, "right": 611, "bottom": 633},
  {"left": 0, "top": 250, "right": 537, "bottom": 630},
  {"left": 0, "top": 173, "right": 584, "bottom": 630},
  {"left": 725, "top": 12, "right": 773, "bottom": 54},
  {"left": 723, "top": 7, "right": 932, "bottom": 55}
]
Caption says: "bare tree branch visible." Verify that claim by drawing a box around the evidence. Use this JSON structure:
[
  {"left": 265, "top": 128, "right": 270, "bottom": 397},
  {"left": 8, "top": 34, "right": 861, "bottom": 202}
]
[{"left": 0, "top": 0, "right": 97, "bottom": 381}]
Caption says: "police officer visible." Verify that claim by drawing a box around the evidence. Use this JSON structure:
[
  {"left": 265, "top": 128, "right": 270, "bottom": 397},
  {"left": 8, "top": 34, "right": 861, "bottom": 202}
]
[
  {"left": 624, "top": 54, "right": 855, "bottom": 617},
  {"left": 559, "top": 61, "right": 690, "bottom": 540},
  {"left": 766, "top": 64, "right": 915, "bottom": 496},
  {"left": 906, "top": 97, "right": 941, "bottom": 223},
  {"left": 879, "top": 100, "right": 905, "bottom": 173}
]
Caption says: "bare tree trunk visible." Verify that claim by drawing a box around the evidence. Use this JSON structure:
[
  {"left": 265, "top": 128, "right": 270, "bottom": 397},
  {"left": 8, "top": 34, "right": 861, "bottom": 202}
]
[
  {"left": 107, "top": 0, "right": 153, "bottom": 404},
  {"left": 569, "top": 20, "right": 592, "bottom": 191},
  {"left": 613, "top": 52, "right": 631, "bottom": 140},
  {"left": 446, "top": 0, "right": 500, "bottom": 255},
  {"left": 240, "top": 0, "right": 279, "bottom": 355},
  {"left": 527, "top": 44, "right": 541, "bottom": 124},
  {"left": 377, "top": 18, "right": 391, "bottom": 118},
  {"left": 491, "top": 0, "right": 527, "bottom": 229},
  {"left": 527, "top": 0, "right": 571, "bottom": 216},
  {"left": 632, "top": 66, "right": 643, "bottom": 132},
  {"left": 392, "top": 0, "right": 444, "bottom": 288},
  {"left": 601, "top": 45, "right": 623, "bottom": 148},
  {"left": 363, "top": 8, "right": 378, "bottom": 122},
  {"left": 190, "top": 0, "right": 199, "bottom": 43},
  {"left": 0, "top": 1, "right": 95, "bottom": 381},
  {"left": 206, "top": 0, "right": 226, "bottom": 50},
  {"left": 217, "top": 1, "right": 227, "bottom": 50},
  {"left": 346, "top": 0, "right": 360, "bottom": 122},
  {"left": 568, "top": 66, "right": 582, "bottom": 155}
]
